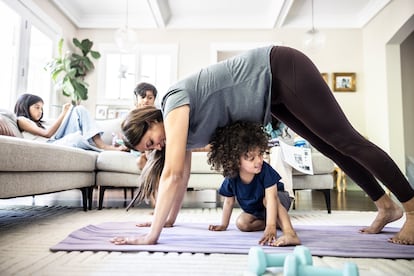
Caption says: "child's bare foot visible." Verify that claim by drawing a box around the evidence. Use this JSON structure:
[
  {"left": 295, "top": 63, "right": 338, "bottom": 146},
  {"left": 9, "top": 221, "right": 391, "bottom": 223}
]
[
  {"left": 360, "top": 196, "right": 403, "bottom": 234},
  {"left": 388, "top": 211, "right": 414, "bottom": 245},
  {"left": 270, "top": 232, "right": 301, "bottom": 247}
]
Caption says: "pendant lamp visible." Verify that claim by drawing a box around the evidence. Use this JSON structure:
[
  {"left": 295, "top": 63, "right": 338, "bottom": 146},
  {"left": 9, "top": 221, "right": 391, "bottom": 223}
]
[
  {"left": 114, "top": 0, "right": 138, "bottom": 53},
  {"left": 303, "top": 0, "right": 325, "bottom": 51}
]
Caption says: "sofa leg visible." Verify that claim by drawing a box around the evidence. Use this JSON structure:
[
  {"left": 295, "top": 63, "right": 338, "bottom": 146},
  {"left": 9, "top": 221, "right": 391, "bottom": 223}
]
[
  {"left": 88, "top": 187, "right": 93, "bottom": 210},
  {"left": 98, "top": 186, "right": 106, "bottom": 210},
  {"left": 318, "top": 189, "right": 331, "bottom": 214},
  {"left": 215, "top": 191, "right": 221, "bottom": 208},
  {"left": 292, "top": 189, "right": 297, "bottom": 210},
  {"left": 80, "top": 188, "right": 88, "bottom": 211}
]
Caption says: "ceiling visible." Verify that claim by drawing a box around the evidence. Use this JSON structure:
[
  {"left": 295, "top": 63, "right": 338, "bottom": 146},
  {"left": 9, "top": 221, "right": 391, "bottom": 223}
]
[{"left": 51, "top": 0, "right": 391, "bottom": 30}]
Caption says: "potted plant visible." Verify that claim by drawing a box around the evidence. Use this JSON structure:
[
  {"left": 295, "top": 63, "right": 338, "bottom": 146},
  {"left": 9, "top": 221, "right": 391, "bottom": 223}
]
[{"left": 45, "top": 38, "right": 101, "bottom": 104}]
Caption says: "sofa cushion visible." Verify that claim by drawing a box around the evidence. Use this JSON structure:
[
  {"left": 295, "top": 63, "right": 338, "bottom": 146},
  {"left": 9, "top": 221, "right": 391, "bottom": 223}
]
[
  {"left": 191, "top": 152, "right": 218, "bottom": 174},
  {"left": 0, "top": 135, "right": 97, "bottom": 172},
  {"left": 96, "top": 151, "right": 141, "bottom": 174},
  {"left": 0, "top": 171, "right": 95, "bottom": 198},
  {"left": 96, "top": 118, "right": 123, "bottom": 145},
  {"left": 0, "top": 116, "right": 15, "bottom": 137},
  {"left": 0, "top": 109, "right": 23, "bottom": 138}
]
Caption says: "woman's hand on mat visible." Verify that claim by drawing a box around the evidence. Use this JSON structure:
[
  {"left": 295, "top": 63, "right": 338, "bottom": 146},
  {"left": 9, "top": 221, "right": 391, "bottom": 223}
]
[
  {"left": 110, "top": 235, "right": 156, "bottom": 245},
  {"left": 208, "top": 224, "right": 227, "bottom": 231}
]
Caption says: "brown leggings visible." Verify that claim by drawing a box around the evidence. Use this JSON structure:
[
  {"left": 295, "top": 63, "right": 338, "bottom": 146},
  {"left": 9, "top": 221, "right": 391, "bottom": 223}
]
[{"left": 269, "top": 46, "right": 414, "bottom": 203}]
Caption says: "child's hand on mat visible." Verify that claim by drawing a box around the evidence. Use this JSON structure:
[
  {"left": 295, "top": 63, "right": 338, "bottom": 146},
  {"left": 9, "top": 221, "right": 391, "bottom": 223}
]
[
  {"left": 259, "top": 228, "right": 277, "bottom": 246},
  {"left": 208, "top": 224, "right": 227, "bottom": 231},
  {"left": 110, "top": 235, "right": 156, "bottom": 245}
]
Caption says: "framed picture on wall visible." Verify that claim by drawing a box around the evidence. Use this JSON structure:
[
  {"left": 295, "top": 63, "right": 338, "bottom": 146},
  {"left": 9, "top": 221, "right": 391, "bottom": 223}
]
[
  {"left": 333, "top": 72, "right": 356, "bottom": 92},
  {"left": 321, "top": 73, "right": 329, "bottom": 85}
]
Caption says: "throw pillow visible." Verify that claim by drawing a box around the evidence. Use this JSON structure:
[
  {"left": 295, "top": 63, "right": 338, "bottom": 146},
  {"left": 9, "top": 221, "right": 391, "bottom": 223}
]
[{"left": 0, "top": 115, "right": 15, "bottom": 137}]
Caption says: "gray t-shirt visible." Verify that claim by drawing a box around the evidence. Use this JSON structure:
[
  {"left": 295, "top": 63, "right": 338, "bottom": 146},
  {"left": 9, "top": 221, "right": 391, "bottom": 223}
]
[{"left": 160, "top": 45, "right": 273, "bottom": 149}]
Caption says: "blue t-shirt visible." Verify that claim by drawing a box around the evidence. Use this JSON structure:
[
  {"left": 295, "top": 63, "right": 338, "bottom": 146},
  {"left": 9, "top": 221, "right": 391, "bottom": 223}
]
[{"left": 218, "top": 162, "right": 284, "bottom": 219}]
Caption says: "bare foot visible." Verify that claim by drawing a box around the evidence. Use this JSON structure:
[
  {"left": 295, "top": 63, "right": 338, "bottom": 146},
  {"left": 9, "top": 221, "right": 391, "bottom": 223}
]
[
  {"left": 136, "top": 221, "right": 173, "bottom": 227},
  {"left": 110, "top": 234, "right": 156, "bottom": 245},
  {"left": 270, "top": 232, "right": 301, "bottom": 247},
  {"left": 360, "top": 200, "right": 403, "bottom": 234},
  {"left": 136, "top": 221, "right": 152, "bottom": 227},
  {"left": 388, "top": 212, "right": 414, "bottom": 245}
]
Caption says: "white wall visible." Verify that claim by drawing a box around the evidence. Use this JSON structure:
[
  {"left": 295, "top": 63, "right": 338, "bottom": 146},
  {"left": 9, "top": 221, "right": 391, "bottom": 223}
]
[
  {"left": 401, "top": 31, "right": 414, "bottom": 161},
  {"left": 362, "top": 0, "right": 414, "bottom": 170},
  {"left": 76, "top": 28, "right": 366, "bottom": 133}
]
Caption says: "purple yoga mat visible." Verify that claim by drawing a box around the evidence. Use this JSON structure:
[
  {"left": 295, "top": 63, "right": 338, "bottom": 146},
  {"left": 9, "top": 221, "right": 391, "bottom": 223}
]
[{"left": 50, "top": 222, "right": 414, "bottom": 258}]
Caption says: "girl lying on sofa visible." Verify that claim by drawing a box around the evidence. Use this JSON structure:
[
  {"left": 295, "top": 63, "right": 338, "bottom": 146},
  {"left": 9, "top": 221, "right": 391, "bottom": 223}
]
[{"left": 14, "top": 93, "right": 126, "bottom": 152}]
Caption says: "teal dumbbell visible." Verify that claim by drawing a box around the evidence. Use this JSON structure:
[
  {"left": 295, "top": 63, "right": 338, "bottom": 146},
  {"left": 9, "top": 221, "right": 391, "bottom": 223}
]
[
  {"left": 248, "top": 246, "right": 313, "bottom": 275},
  {"left": 284, "top": 252, "right": 359, "bottom": 276}
]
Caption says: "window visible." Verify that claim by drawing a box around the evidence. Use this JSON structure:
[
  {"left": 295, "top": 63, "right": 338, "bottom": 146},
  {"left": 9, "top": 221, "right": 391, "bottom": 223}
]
[
  {"left": 0, "top": 0, "right": 58, "bottom": 116},
  {"left": 104, "top": 53, "right": 137, "bottom": 100},
  {"left": 97, "top": 44, "right": 178, "bottom": 110},
  {"left": 27, "top": 26, "right": 54, "bottom": 114},
  {"left": 0, "top": 1, "right": 20, "bottom": 111}
]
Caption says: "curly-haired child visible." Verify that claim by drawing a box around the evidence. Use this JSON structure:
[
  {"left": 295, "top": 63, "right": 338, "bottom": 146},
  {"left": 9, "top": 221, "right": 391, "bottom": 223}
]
[{"left": 207, "top": 121, "right": 300, "bottom": 247}]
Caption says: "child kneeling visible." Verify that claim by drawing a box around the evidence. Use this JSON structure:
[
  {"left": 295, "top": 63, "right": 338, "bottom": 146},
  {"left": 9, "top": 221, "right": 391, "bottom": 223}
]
[{"left": 207, "top": 121, "right": 300, "bottom": 247}]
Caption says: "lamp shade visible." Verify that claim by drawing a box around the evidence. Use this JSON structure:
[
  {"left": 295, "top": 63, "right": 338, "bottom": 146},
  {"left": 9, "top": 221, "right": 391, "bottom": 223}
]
[
  {"left": 114, "top": 26, "right": 138, "bottom": 53},
  {"left": 303, "top": 28, "right": 326, "bottom": 51}
]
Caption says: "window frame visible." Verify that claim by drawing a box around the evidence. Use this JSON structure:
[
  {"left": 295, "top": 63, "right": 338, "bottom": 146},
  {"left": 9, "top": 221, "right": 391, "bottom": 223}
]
[
  {"left": 1, "top": 0, "right": 61, "bottom": 113},
  {"left": 96, "top": 43, "right": 178, "bottom": 108}
]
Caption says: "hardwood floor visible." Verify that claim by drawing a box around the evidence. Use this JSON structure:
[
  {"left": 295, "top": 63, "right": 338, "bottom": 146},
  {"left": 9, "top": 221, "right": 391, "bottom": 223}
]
[{"left": 0, "top": 177, "right": 377, "bottom": 212}]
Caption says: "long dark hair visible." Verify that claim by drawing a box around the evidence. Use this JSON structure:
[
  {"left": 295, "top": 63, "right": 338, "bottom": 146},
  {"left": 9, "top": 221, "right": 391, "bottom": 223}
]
[
  {"left": 126, "top": 148, "right": 165, "bottom": 210},
  {"left": 121, "top": 106, "right": 163, "bottom": 149},
  {"left": 121, "top": 106, "right": 165, "bottom": 209},
  {"left": 14, "top": 93, "right": 45, "bottom": 128}
]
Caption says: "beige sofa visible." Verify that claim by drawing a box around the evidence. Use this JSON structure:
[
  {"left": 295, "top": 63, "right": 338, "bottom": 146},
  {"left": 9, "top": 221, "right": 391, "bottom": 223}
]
[
  {"left": 0, "top": 111, "right": 224, "bottom": 211},
  {"left": 0, "top": 109, "right": 334, "bottom": 212},
  {"left": 0, "top": 109, "right": 97, "bottom": 211}
]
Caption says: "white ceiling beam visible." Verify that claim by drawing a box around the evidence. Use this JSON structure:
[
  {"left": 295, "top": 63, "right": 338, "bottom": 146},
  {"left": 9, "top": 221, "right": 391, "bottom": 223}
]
[
  {"left": 357, "top": 0, "right": 391, "bottom": 28},
  {"left": 147, "top": 0, "right": 171, "bottom": 28},
  {"left": 273, "top": 0, "right": 295, "bottom": 28}
]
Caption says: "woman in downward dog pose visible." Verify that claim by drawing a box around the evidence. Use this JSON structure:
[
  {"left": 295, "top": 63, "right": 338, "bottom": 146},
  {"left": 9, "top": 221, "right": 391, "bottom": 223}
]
[{"left": 111, "top": 45, "right": 414, "bottom": 246}]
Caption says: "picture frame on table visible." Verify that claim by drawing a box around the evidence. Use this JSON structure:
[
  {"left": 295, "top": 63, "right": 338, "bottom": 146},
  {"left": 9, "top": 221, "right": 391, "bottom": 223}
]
[
  {"left": 333, "top": 72, "right": 356, "bottom": 92},
  {"left": 107, "top": 109, "right": 117, "bottom": 119},
  {"left": 95, "top": 105, "right": 108, "bottom": 120}
]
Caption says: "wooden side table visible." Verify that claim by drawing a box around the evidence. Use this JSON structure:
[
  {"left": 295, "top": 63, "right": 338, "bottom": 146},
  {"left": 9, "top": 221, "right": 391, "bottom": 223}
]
[{"left": 334, "top": 165, "right": 347, "bottom": 192}]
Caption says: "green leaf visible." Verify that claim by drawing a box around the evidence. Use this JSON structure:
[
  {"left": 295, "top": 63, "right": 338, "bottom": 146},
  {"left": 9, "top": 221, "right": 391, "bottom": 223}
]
[
  {"left": 71, "top": 53, "right": 82, "bottom": 60},
  {"left": 67, "top": 68, "right": 77, "bottom": 78},
  {"left": 62, "top": 77, "right": 74, "bottom": 96},
  {"left": 81, "top": 39, "right": 93, "bottom": 53},
  {"left": 51, "top": 69, "right": 64, "bottom": 81},
  {"left": 72, "top": 38, "right": 81, "bottom": 49},
  {"left": 90, "top": 51, "right": 101, "bottom": 59},
  {"left": 82, "top": 58, "right": 94, "bottom": 71},
  {"left": 72, "top": 79, "right": 88, "bottom": 100},
  {"left": 57, "top": 38, "right": 64, "bottom": 57}
]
